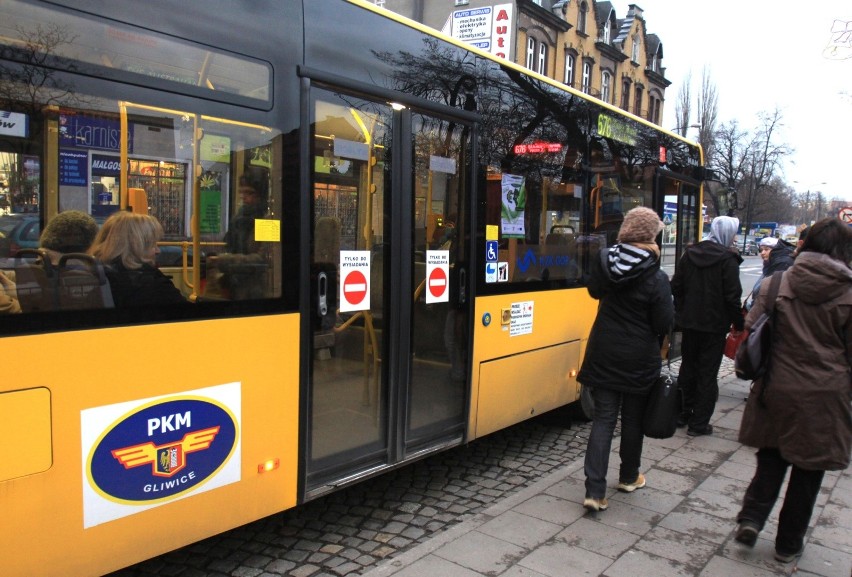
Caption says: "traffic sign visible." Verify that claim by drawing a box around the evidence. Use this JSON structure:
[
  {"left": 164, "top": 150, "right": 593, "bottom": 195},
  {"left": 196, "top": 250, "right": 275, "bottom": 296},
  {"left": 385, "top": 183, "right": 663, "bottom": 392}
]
[
  {"left": 339, "top": 250, "right": 370, "bottom": 312},
  {"left": 839, "top": 207, "right": 852, "bottom": 224},
  {"left": 425, "top": 250, "right": 450, "bottom": 304},
  {"left": 342, "top": 270, "right": 367, "bottom": 307},
  {"left": 428, "top": 267, "right": 447, "bottom": 299}
]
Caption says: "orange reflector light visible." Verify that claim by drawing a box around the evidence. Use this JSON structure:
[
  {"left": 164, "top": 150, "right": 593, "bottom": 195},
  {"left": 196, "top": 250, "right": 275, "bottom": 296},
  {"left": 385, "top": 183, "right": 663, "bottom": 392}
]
[
  {"left": 569, "top": 369, "right": 578, "bottom": 378},
  {"left": 258, "top": 458, "right": 280, "bottom": 474}
]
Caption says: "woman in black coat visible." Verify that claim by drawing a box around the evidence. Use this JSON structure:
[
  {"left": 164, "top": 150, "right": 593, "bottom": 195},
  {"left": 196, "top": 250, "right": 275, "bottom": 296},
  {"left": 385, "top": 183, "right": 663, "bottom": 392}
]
[
  {"left": 89, "top": 211, "right": 186, "bottom": 308},
  {"left": 578, "top": 207, "right": 673, "bottom": 512}
]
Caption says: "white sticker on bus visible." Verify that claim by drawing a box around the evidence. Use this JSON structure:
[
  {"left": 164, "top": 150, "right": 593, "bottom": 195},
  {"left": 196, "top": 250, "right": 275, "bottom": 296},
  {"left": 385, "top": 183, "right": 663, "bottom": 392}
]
[{"left": 80, "top": 382, "right": 241, "bottom": 528}]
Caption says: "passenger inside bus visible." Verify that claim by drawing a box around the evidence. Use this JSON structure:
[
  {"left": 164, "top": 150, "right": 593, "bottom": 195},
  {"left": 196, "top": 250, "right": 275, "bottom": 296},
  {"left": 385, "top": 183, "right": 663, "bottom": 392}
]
[
  {"left": 225, "top": 174, "right": 268, "bottom": 255},
  {"left": 39, "top": 210, "right": 98, "bottom": 265},
  {"left": 206, "top": 172, "right": 270, "bottom": 300},
  {"left": 0, "top": 271, "right": 20, "bottom": 314},
  {"left": 89, "top": 211, "right": 186, "bottom": 307}
]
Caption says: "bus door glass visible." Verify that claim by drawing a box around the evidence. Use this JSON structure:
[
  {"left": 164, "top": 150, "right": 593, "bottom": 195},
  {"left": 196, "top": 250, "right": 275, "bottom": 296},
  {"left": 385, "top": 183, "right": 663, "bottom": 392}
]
[
  {"left": 308, "top": 89, "right": 471, "bottom": 489},
  {"left": 656, "top": 172, "right": 701, "bottom": 279},
  {"left": 309, "top": 90, "right": 392, "bottom": 485},
  {"left": 407, "top": 111, "right": 469, "bottom": 448}
]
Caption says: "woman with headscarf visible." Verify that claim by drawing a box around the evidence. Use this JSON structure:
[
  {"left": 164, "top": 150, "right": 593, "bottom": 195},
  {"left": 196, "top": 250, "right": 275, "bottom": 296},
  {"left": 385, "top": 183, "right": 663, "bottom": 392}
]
[{"left": 672, "top": 216, "right": 744, "bottom": 436}]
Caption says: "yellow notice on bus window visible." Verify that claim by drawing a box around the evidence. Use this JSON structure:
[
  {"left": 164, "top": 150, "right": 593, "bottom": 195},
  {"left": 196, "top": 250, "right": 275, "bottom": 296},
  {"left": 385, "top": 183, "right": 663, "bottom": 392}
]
[
  {"left": 486, "top": 225, "right": 498, "bottom": 241},
  {"left": 254, "top": 219, "right": 280, "bottom": 242}
]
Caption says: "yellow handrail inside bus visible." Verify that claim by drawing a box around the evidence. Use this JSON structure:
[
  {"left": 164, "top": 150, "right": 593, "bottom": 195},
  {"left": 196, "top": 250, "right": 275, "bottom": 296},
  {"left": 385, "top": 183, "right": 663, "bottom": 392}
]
[{"left": 589, "top": 175, "right": 603, "bottom": 229}]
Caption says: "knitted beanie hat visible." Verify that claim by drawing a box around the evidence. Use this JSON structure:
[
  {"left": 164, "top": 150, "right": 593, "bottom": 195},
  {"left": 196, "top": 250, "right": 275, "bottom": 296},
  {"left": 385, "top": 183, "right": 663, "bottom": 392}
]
[
  {"left": 40, "top": 210, "right": 98, "bottom": 253},
  {"left": 759, "top": 237, "right": 778, "bottom": 249},
  {"left": 617, "top": 207, "right": 664, "bottom": 243}
]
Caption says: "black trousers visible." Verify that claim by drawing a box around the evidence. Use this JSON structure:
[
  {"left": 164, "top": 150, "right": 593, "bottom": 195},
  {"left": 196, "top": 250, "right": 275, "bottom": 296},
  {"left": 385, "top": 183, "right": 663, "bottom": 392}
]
[
  {"left": 737, "top": 447, "right": 825, "bottom": 554},
  {"left": 678, "top": 329, "right": 725, "bottom": 430}
]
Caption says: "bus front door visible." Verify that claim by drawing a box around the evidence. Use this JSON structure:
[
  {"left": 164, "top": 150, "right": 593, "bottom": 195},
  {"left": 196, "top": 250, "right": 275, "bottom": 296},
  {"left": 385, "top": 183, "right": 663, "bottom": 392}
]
[{"left": 308, "top": 88, "right": 471, "bottom": 495}]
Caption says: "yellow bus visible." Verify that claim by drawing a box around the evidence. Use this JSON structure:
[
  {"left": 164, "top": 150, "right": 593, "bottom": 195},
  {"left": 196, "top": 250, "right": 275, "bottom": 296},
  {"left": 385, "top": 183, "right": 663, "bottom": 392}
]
[{"left": 0, "top": 1, "right": 703, "bottom": 574}]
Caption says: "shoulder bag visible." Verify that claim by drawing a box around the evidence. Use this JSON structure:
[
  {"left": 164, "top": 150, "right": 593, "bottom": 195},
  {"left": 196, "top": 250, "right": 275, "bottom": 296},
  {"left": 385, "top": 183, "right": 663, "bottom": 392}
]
[
  {"left": 643, "top": 347, "right": 680, "bottom": 440},
  {"left": 734, "top": 272, "right": 782, "bottom": 381}
]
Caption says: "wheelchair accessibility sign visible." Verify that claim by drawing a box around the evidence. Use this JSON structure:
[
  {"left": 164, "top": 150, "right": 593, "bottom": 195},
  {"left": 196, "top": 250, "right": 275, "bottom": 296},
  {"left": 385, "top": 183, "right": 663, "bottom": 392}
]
[{"left": 485, "top": 241, "right": 498, "bottom": 262}]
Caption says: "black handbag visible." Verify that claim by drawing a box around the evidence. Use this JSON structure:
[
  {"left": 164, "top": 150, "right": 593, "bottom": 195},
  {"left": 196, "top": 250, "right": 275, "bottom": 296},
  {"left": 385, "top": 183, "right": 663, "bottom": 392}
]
[
  {"left": 643, "top": 361, "right": 679, "bottom": 439},
  {"left": 735, "top": 272, "right": 783, "bottom": 381}
]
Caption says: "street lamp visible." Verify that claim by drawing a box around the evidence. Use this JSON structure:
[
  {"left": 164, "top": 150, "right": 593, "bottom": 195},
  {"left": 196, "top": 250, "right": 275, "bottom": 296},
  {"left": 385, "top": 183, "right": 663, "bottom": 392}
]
[{"left": 671, "top": 123, "right": 700, "bottom": 137}]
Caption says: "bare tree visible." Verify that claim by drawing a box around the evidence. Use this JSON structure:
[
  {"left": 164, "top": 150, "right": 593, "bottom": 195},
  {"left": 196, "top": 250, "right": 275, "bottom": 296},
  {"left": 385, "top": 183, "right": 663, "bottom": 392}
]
[
  {"left": 751, "top": 177, "right": 795, "bottom": 224},
  {"left": 0, "top": 23, "right": 83, "bottom": 211},
  {"left": 713, "top": 108, "right": 792, "bottom": 238},
  {"left": 713, "top": 120, "right": 748, "bottom": 187},
  {"left": 695, "top": 66, "right": 719, "bottom": 164},
  {"left": 673, "top": 70, "right": 691, "bottom": 136}
]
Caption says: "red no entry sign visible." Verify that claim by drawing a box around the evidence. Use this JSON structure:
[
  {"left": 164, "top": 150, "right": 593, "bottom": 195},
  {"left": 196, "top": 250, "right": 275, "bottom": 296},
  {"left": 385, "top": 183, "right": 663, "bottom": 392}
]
[
  {"left": 425, "top": 250, "right": 450, "bottom": 304},
  {"left": 839, "top": 207, "right": 852, "bottom": 224},
  {"left": 342, "top": 270, "right": 367, "bottom": 306},
  {"left": 428, "top": 267, "right": 447, "bottom": 299}
]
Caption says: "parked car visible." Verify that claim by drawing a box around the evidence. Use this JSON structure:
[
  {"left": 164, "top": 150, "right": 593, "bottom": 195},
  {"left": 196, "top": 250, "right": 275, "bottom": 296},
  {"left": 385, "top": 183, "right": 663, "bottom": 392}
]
[
  {"left": 739, "top": 240, "right": 758, "bottom": 256},
  {"left": 0, "top": 214, "right": 39, "bottom": 257}
]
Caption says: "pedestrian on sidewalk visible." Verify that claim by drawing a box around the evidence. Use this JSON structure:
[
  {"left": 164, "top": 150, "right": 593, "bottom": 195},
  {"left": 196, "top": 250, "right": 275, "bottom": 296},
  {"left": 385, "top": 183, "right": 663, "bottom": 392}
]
[
  {"left": 578, "top": 207, "right": 673, "bottom": 512},
  {"left": 744, "top": 236, "right": 795, "bottom": 311},
  {"left": 671, "top": 216, "right": 743, "bottom": 436},
  {"left": 735, "top": 217, "right": 852, "bottom": 564}
]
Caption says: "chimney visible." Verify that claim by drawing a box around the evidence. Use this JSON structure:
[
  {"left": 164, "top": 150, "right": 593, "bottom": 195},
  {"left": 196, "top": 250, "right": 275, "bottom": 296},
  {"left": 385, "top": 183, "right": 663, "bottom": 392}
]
[{"left": 628, "top": 4, "right": 644, "bottom": 20}]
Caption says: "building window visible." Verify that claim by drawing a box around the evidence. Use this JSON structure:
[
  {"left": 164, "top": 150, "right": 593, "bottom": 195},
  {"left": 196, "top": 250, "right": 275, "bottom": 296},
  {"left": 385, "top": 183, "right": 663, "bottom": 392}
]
[
  {"left": 601, "top": 71, "right": 611, "bottom": 103},
  {"left": 537, "top": 43, "right": 547, "bottom": 75},
  {"left": 649, "top": 95, "right": 662, "bottom": 124},
  {"left": 621, "top": 80, "right": 630, "bottom": 110},
  {"left": 634, "top": 86, "right": 643, "bottom": 116},
  {"left": 578, "top": 2, "right": 588, "bottom": 34},
  {"left": 581, "top": 62, "right": 591, "bottom": 94},
  {"left": 564, "top": 54, "right": 575, "bottom": 86},
  {"left": 526, "top": 37, "right": 536, "bottom": 70},
  {"left": 602, "top": 14, "right": 612, "bottom": 43},
  {"left": 632, "top": 33, "right": 641, "bottom": 63}
]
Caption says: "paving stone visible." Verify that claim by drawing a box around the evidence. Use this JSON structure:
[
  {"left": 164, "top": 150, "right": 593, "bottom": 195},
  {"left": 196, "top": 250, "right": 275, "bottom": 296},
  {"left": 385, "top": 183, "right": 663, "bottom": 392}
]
[
  {"left": 633, "top": 525, "right": 717, "bottom": 570},
  {"left": 477, "top": 510, "right": 562, "bottom": 549},
  {"left": 518, "top": 539, "right": 612, "bottom": 577},
  {"left": 265, "top": 560, "right": 297, "bottom": 574},
  {"left": 433, "top": 530, "right": 527, "bottom": 574}
]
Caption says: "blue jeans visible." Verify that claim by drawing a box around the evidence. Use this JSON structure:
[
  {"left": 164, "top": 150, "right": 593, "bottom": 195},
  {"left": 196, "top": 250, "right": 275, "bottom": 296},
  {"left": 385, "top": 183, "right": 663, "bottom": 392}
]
[{"left": 584, "top": 387, "right": 648, "bottom": 499}]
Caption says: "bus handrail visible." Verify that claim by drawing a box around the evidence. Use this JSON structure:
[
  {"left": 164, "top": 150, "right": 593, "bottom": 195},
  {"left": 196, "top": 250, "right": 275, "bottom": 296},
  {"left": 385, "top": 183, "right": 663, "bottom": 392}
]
[{"left": 156, "top": 240, "right": 226, "bottom": 290}]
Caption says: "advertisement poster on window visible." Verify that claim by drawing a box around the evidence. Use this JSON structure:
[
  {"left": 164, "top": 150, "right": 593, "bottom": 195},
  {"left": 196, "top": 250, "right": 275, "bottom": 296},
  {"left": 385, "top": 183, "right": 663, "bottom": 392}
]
[{"left": 500, "top": 173, "right": 525, "bottom": 238}]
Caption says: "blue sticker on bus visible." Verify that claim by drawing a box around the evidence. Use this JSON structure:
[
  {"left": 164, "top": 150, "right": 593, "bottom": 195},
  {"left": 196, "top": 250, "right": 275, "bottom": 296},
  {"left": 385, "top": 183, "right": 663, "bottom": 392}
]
[
  {"left": 485, "top": 241, "right": 498, "bottom": 262},
  {"left": 88, "top": 398, "right": 237, "bottom": 502}
]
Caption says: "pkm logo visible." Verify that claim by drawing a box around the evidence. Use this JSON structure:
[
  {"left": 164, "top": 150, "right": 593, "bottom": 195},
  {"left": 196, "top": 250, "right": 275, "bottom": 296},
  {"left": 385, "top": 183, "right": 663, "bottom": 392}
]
[
  {"left": 88, "top": 399, "right": 237, "bottom": 503},
  {"left": 112, "top": 426, "right": 220, "bottom": 477}
]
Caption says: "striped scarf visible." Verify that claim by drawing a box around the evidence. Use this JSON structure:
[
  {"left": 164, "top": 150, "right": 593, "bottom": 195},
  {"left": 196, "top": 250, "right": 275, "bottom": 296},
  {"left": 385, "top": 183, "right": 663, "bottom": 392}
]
[{"left": 607, "top": 243, "right": 656, "bottom": 281}]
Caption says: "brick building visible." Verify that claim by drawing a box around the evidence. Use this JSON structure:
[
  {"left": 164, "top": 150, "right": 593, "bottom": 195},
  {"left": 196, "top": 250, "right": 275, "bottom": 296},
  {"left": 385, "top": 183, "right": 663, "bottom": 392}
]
[{"left": 371, "top": 0, "right": 669, "bottom": 125}]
